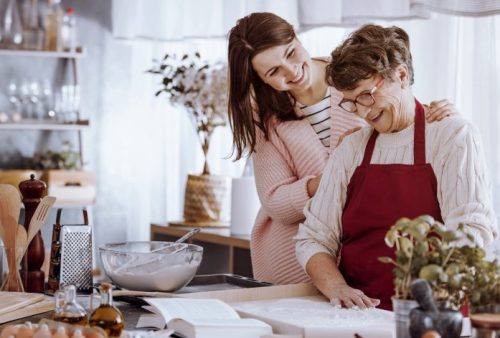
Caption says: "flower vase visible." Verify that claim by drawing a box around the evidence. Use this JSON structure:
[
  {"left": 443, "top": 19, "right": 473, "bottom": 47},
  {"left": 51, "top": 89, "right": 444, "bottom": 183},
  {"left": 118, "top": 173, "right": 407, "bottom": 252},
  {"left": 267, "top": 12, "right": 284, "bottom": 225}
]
[{"left": 183, "top": 174, "right": 231, "bottom": 226}]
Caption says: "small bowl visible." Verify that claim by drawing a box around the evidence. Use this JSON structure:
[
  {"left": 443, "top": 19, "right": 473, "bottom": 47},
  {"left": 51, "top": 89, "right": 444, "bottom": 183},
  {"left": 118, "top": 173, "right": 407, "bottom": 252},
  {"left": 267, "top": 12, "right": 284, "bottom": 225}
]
[{"left": 99, "top": 241, "right": 203, "bottom": 292}]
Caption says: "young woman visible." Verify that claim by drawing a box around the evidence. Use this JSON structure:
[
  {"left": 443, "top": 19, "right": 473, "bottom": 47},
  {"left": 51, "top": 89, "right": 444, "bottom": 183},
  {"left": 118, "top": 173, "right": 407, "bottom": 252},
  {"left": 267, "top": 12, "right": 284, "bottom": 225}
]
[{"left": 227, "top": 12, "right": 456, "bottom": 284}]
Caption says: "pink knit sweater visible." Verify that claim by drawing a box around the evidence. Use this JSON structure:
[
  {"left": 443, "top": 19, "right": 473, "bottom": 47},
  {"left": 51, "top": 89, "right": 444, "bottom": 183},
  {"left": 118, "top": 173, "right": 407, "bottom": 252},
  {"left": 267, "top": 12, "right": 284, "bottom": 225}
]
[{"left": 251, "top": 85, "right": 366, "bottom": 284}]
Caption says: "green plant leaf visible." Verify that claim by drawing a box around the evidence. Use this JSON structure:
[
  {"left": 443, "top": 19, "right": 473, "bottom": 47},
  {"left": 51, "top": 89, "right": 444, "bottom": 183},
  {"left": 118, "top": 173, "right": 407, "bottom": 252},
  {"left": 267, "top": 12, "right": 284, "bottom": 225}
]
[
  {"left": 399, "top": 237, "right": 413, "bottom": 257},
  {"left": 439, "top": 272, "right": 449, "bottom": 283},
  {"left": 442, "top": 230, "right": 459, "bottom": 242},
  {"left": 417, "top": 215, "right": 435, "bottom": 225},
  {"left": 448, "top": 274, "right": 462, "bottom": 289},
  {"left": 385, "top": 229, "right": 397, "bottom": 247},
  {"left": 445, "top": 263, "right": 460, "bottom": 276},
  {"left": 419, "top": 264, "right": 443, "bottom": 281}
]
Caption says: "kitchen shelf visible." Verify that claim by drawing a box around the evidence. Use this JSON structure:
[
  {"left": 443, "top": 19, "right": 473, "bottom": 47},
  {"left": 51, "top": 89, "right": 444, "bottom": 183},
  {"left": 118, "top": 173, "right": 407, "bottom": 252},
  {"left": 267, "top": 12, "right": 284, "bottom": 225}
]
[
  {"left": 0, "top": 119, "right": 89, "bottom": 131},
  {"left": 0, "top": 47, "right": 86, "bottom": 58}
]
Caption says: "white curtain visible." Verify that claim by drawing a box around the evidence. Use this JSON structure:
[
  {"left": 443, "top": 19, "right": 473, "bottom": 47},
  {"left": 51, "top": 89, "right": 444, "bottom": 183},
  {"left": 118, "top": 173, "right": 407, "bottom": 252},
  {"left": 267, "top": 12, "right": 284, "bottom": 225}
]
[{"left": 111, "top": 0, "right": 500, "bottom": 41}]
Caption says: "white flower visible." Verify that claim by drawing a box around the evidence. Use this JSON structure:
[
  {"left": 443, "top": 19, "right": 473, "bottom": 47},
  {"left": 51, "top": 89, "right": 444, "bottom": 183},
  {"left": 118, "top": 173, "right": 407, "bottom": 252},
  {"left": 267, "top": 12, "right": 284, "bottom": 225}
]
[{"left": 150, "top": 53, "right": 228, "bottom": 134}]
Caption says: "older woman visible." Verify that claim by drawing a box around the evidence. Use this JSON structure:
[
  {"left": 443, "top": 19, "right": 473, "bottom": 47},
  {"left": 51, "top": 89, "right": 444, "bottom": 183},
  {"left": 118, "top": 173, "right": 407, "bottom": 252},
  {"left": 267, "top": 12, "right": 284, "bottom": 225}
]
[{"left": 295, "top": 24, "right": 498, "bottom": 310}]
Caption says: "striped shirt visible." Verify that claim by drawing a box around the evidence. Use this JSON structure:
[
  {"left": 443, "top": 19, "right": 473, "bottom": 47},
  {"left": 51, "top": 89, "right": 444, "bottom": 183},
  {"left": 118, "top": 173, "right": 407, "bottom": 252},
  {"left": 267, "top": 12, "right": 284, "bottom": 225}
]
[{"left": 300, "top": 94, "right": 331, "bottom": 147}]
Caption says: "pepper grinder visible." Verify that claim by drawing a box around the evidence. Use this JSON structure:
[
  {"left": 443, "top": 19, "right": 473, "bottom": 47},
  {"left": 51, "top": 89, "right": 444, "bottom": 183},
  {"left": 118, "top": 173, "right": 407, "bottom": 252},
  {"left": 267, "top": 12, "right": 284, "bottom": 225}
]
[{"left": 19, "top": 173, "right": 47, "bottom": 293}]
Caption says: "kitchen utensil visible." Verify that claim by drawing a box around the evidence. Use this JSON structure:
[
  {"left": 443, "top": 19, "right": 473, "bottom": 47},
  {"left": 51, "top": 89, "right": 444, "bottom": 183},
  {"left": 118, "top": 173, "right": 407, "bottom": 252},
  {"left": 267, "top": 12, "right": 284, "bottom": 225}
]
[
  {"left": 0, "top": 184, "right": 21, "bottom": 222},
  {"left": 15, "top": 224, "right": 27, "bottom": 266},
  {"left": 27, "top": 196, "right": 56, "bottom": 246},
  {"left": 47, "top": 209, "right": 93, "bottom": 294},
  {"left": 151, "top": 227, "right": 201, "bottom": 253},
  {"left": 99, "top": 241, "right": 203, "bottom": 292},
  {"left": 0, "top": 296, "right": 53, "bottom": 324},
  {"left": 0, "top": 292, "right": 45, "bottom": 316},
  {"left": 0, "top": 202, "right": 24, "bottom": 292}
]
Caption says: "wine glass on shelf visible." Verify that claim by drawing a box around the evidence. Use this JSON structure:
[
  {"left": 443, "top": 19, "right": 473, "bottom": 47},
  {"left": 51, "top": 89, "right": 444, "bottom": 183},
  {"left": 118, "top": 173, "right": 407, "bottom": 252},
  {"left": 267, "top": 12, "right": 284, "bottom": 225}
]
[
  {"left": 18, "top": 79, "right": 31, "bottom": 119},
  {"left": 41, "top": 78, "right": 55, "bottom": 120},
  {"left": 7, "top": 78, "right": 22, "bottom": 122},
  {"left": 29, "top": 79, "right": 43, "bottom": 120}
]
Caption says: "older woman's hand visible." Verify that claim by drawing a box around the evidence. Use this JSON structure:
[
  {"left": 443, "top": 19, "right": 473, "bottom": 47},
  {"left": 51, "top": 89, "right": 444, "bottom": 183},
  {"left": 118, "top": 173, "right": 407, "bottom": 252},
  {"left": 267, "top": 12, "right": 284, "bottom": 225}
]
[
  {"left": 425, "top": 99, "right": 458, "bottom": 122},
  {"left": 328, "top": 283, "right": 381, "bottom": 309}
]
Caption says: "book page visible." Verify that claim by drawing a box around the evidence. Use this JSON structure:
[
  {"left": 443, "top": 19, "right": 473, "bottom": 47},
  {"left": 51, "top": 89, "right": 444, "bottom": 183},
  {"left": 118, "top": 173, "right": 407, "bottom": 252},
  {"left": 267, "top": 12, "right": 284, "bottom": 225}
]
[
  {"left": 144, "top": 298, "right": 240, "bottom": 323},
  {"left": 169, "top": 318, "right": 272, "bottom": 338},
  {"left": 233, "top": 296, "right": 395, "bottom": 338}
]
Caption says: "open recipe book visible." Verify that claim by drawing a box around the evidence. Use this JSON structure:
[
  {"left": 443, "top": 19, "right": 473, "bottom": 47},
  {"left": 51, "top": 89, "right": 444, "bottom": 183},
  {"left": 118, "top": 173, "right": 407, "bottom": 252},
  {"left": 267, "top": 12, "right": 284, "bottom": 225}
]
[{"left": 137, "top": 298, "right": 272, "bottom": 338}]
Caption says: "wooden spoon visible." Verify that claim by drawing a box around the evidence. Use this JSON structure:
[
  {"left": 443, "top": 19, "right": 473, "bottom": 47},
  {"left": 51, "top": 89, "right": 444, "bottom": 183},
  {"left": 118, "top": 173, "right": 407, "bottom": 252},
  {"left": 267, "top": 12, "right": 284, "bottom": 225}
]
[
  {"left": 15, "top": 224, "right": 28, "bottom": 267},
  {"left": 26, "top": 196, "right": 56, "bottom": 246},
  {"left": 0, "top": 184, "right": 21, "bottom": 223},
  {"left": 0, "top": 201, "right": 23, "bottom": 292}
]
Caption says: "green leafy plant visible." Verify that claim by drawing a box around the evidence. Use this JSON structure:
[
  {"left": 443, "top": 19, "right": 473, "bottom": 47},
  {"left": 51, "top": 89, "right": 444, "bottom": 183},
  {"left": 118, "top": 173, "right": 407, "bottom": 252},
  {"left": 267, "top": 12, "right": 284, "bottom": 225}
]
[
  {"left": 148, "top": 52, "right": 228, "bottom": 175},
  {"left": 379, "top": 215, "right": 499, "bottom": 309},
  {"left": 23, "top": 141, "right": 81, "bottom": 170}
]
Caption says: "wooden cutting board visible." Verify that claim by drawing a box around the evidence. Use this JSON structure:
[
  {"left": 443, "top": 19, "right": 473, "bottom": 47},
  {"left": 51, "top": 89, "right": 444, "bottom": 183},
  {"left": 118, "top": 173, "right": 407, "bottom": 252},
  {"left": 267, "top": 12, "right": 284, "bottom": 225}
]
[{"left": 0, "top": 292, "right": 53, "bottom": 324}]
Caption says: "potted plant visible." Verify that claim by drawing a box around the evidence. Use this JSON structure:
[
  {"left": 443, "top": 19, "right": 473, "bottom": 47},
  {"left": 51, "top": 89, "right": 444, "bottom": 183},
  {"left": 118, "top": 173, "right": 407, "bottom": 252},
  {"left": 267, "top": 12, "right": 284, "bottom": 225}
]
[
  {"left": 378, "top": 215, "right": 497, "bottom": 338},
  {"left": 148, "top": 53, "right": 231, "bottom": 225},
  {"left": 464, "top": 249, "right": 500, "bottom": 337}
]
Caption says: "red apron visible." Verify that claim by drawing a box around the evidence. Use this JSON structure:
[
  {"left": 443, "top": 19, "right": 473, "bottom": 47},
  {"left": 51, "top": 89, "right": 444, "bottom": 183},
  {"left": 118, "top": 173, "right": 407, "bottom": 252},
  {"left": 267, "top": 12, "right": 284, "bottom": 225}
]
[{"left": 339, "top": 100, "right": 443, "bottom": 310}]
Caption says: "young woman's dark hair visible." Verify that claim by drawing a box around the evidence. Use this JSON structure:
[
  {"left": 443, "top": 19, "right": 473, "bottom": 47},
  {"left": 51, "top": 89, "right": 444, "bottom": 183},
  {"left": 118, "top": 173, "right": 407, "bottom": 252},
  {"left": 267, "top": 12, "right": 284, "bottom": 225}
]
[{"left": 228, "top": 12, "right": 300, "bottom": 160}]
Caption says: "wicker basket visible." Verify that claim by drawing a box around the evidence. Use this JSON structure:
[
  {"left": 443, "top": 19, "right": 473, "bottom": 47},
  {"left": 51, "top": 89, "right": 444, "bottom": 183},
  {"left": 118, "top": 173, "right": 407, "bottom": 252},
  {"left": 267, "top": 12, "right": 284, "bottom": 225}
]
[{"left": 183, "top": 174, "right": 231, "bottom": 226}]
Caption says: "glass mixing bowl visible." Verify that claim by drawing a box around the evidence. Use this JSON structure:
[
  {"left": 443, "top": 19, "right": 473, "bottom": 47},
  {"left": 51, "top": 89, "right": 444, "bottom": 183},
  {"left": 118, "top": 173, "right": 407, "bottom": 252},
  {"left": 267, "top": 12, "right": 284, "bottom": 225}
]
[{"left": 99, "top": 241, "right": 203, "bottom": 292}]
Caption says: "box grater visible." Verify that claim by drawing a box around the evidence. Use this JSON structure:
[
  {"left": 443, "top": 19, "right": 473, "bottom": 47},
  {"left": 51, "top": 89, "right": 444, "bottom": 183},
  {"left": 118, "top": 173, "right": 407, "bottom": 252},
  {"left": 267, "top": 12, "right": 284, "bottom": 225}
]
[{"left": 47, "top": 209, "right": 93, "bottom": 294}]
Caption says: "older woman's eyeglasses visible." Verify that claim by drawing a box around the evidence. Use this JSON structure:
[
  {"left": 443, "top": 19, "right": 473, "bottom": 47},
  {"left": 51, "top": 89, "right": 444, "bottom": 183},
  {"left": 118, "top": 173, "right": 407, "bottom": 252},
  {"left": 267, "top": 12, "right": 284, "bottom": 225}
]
[{"left": 338, "top": 78, "right": 385, "bottom": 113}]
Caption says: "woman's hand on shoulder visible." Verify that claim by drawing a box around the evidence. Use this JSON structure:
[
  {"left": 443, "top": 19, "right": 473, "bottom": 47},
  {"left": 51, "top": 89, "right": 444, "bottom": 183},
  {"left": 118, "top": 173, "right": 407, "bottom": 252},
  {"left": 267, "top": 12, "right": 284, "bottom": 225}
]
[
  {"left": 337, "top": 127, "right": 362, "bottom": 147},
  {"left": 425, "top": 99, "right": 458, "bottom": 122},
  {"left": 328, "top": 283, "right": 380, "bottom": 309},
  {"left": 307, "top": 175, "right": 322, "bottom": 197}
]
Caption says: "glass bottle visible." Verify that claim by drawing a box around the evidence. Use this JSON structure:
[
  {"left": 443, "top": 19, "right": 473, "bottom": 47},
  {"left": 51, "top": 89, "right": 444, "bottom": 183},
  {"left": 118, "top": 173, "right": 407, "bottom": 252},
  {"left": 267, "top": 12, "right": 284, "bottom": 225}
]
[
  {"left": 53, "top": 285, "right": 89, "bottom": 325},
  {"left": 22, "top": 0, "right": 43, "bottom": 50},
  {"left": 2, "top": 0, "right": 23, "bottom": 49},
  {"left": 44, "top": 0, "right": 63, "bottom": 51},
  {"left": 89, "top": 283, "right": 124, "bottom": 338},
  {"left": 60, "top": 7, "right": 77, "bottom": 52},
  {"left": 56, "top": 59, "right": 79, "bottom": 122}
]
